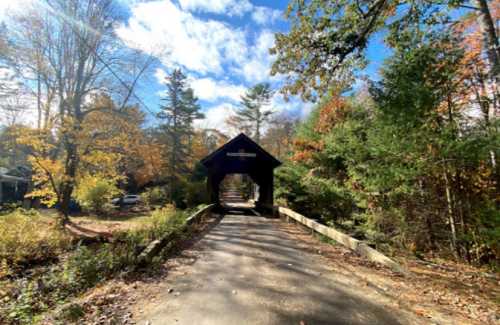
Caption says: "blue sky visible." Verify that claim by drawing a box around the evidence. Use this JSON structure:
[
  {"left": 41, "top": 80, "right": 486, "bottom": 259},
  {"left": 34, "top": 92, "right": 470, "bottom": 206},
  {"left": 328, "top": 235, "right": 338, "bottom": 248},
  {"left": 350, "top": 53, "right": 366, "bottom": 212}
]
[
  {"left": 114, "top": 0, "right": 312, "bottom": 130},
  {"left": 1, "top": 0, "right": 391, "bottom": 131}
]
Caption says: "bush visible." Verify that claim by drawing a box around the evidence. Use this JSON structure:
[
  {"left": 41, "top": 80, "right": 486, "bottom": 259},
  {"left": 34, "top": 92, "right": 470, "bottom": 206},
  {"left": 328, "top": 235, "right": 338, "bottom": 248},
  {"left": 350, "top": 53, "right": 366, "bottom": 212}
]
[
  {"left": 184, "top": 181, "right": 208, "bottom": 208},
  {"left": 0, "top": 209, "right": 71, "bottom": 268},
  {"left": 141, "top": 186, "right": 167, "bottom": 207},
  {"left": 74, "top": 175, "right": 121, "bottom": 214},
  {"left": 131, "top": 205, "right": 187, "bottom": 243}
]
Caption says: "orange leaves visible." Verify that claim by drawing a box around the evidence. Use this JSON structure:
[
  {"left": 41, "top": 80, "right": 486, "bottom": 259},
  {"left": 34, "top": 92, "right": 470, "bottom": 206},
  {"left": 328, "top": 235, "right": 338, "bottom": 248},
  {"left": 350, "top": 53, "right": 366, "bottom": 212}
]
[
  {"left": 190, "top": 131, "right": 211, "bottom": 163},
  {"left": 290, "top": 94, "right": 350, "bottom": 164},
  {"left": 291, "top": 138, "right": 324, "bottom": 164},
  {"left": 451, "top": 0, "right": 498, "bottom": 111},
  {"left": 314, "top": 96, "right": 349, "bottom": 133}
]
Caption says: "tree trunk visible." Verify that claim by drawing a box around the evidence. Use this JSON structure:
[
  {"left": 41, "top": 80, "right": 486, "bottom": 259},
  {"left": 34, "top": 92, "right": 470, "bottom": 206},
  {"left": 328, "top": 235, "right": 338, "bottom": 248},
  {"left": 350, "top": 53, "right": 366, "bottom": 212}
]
[
  {"left": 58, "top": 94, "right": 83, "bottom": 223},
  {"left": 443, "top": 166, "right": 459, "bottom": 258},
  {"left": 58, "top": 138, "right": 78, "bottom": 224},
  {"left": 473, "top": 0, "right": 500, "bottom": 79},
  {"left": 37, "top": 71, "right": 42, "bottom": 129}
]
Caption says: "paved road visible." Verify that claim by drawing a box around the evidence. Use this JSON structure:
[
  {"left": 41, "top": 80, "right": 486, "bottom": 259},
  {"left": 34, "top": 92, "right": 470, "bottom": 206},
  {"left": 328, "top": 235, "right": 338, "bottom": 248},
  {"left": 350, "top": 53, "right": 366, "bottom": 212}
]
[{"left": 136, "top": 212, "right": 403, "bottom": 325}]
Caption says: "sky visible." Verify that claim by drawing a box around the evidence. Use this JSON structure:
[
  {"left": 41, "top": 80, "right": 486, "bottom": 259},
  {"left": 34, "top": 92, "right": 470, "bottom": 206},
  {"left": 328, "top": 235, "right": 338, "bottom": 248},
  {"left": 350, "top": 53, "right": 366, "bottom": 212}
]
[{"left": 0, "top": 0, "right": 390, "bottom": 131}]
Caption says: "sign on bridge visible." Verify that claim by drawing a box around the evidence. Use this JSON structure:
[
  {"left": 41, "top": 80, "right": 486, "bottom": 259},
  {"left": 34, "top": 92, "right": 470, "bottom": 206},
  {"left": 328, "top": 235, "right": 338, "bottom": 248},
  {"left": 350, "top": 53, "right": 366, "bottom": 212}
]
[{"left": 227, "top": 152, "right": 257, "bottom": 157}]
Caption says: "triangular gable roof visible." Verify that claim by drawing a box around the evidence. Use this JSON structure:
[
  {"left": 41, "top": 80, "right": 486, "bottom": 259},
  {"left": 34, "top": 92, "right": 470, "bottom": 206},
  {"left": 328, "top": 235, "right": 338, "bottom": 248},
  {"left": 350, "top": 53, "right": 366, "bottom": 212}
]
[{"left": 201, "top": 133, "right": 281, "bottom": 168}]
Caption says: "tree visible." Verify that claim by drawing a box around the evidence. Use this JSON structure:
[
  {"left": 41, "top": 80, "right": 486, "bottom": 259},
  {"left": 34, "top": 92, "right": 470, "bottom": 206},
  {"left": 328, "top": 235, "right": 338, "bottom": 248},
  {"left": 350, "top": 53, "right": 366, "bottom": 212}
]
[
  {"left": 270, "top": 0, "right": 499, "bottom": 101},
  {"left": 74, "top": 175, "right": 121, "bottom": 214},
  {"left": 158, "top": 69, "right": 204, "bottom": 202},
  {"left": 6, "top": 0, "right": 153, "bottom": 221},
  {"left": 232, "top": 83, "right": 274, "bottom": 143},
  {"left": 276, "top": 26, "right": 499, "bottom": 264},
  {"left": 18, "top": 95, "right": 150, "bottom": 210},
  {"left": 472, "top": 0, "right": 500, "bottom": 79},
  {"left": 0, "top": 125, "right": 32, "bottom": 168},
  {"left": 261, "top": 113, "right": 298, "bottom": 161},
  {"left": 128, "top": 132, "right": 165, "bottom": 188}
]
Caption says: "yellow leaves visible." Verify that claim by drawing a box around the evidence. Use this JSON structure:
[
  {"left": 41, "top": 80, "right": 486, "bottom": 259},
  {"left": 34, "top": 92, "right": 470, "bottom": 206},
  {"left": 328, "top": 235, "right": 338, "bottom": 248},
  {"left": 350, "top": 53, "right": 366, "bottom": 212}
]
[
  {"left": 17, "top": 129, "right": 63, "bottom": 206},
  {"left": 131, "top": 141, "right": 164, "bottom": 187},
  {"left": 0, "top": 210, "right": 71, "bottom": 266},
  {"left": 16, "top": 128, "right": 54, "bottom": 154},
  {"left": 27, "top": 187, "right": 58, "bottom": 207},
  {"left": 78, "top": 101, "right": 147, "bottom": 181},
  {"left": 80, "top": 150, "right": 123, "bottom": 179},
  {"left": 469, "top": 163, "right": 497, "bottom": 195},
  {"left": 26, "top": 156, "right": 63, "bottom": 207},
  {"left": 73, "top": 174, "right": 122, "bottom": 213}
]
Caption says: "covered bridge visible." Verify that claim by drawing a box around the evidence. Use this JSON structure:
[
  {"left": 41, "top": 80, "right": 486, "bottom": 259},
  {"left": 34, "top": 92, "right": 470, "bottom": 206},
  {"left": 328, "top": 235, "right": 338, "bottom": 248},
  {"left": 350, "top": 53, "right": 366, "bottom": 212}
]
[{"left": 200, "top": 133, "right": 281, "bottom": 211}]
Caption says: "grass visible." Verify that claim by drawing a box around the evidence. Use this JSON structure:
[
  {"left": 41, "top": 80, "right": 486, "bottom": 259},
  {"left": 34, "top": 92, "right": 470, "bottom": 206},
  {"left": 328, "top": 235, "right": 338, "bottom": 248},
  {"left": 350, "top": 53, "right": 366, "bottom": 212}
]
[
  {"left": 69, "top": 212, "right": 151, "bottom": 234},
  {"left": 0, "top": 206, "right": 190, "bottom": 325},
  {"left": 0, "top": 209, "right": 71, "bottom": 271}
]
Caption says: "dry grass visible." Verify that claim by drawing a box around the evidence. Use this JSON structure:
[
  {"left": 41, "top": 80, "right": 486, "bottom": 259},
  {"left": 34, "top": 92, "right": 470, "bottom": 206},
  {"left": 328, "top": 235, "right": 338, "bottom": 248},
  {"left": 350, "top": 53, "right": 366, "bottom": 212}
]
[
  {"left": 0, "top": 207, "right": 178, "bottom": 273},
  {"left": 69, "top": 213, "right": 150, "bottom": 234},
  {"left": 0, "top": 210, "right": 71, "bottom": 270}
]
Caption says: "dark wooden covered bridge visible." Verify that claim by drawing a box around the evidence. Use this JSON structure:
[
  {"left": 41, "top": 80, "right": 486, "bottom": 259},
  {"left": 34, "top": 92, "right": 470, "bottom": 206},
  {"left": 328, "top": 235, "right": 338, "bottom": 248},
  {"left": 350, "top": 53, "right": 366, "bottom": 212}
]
[{"left": 200, "top": 133, "right": 281, "bottom": 211}]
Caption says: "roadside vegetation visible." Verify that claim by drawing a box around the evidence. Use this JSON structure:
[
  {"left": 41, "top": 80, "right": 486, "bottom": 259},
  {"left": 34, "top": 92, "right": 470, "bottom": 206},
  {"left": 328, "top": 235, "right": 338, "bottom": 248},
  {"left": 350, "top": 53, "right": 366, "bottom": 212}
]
[
  {"left": 0, "top": 206, "right": 190, "bottom": 324},
  {"left": 272, "top": 0, "right": 499, "bottom": 269},
  {"left": 0, "top": 209, "right": 71, "bottom": 269}
]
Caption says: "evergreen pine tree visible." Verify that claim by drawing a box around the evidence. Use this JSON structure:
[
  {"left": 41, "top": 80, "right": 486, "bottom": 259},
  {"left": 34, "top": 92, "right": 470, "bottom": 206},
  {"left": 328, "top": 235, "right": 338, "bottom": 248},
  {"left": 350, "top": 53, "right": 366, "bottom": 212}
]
[
  {"left": 158, "top": 69, "right": 204, "bottom": 201},
  {"left": 235, "top": 83, "right": 274, "bottom": 143}
]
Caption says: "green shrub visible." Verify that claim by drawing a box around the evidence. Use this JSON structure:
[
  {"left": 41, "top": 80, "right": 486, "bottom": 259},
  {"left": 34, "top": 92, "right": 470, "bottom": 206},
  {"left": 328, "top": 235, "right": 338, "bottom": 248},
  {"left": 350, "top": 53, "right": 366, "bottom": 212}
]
[
  {"left": 184, "top": 181, "right": 208, "bottom": 208},
  {"left": 6, "top": 281, "right": 37, "bottom": 324},
  {"left": 74, "top": 175, "right": 121, "bottom": 214},
  {"left": 58, "top": 303, "right": 85, "bottom": 323},
  {"left": 141, "top": 186, "right": 167, "bottom": 207},
  {"left": 134, "top": 205, "right": 187, "bottom": 242}
]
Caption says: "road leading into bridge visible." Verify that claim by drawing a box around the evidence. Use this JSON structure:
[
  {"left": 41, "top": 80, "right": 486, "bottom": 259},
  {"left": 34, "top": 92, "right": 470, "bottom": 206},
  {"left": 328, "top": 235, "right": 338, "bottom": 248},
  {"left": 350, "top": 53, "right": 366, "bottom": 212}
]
[{"left": 135, "top": 211, "right": 406, "bottom": 325}]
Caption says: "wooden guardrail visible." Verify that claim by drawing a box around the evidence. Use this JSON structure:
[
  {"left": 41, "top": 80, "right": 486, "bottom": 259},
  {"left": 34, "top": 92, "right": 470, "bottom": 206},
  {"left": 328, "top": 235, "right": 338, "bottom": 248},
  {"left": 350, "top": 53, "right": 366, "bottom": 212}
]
[
  {"left": 278, "top": 207, "right": 406, "bottom": 274},
  {"left": 137, "top": 204, "right": 216, "bottom": 264}
]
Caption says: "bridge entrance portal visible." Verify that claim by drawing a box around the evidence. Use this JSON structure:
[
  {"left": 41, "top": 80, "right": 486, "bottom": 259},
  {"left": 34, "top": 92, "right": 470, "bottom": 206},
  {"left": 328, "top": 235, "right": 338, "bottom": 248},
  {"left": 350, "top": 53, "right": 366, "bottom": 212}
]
[{"left": 200, "top": 133, "right": 281, "bottom": 211}]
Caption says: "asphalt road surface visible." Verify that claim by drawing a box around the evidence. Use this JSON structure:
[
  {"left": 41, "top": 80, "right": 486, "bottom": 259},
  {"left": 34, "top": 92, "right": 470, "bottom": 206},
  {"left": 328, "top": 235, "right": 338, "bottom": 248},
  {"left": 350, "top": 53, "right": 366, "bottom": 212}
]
[{"left": 136, "top": 212, "right": 404, "bottom": 325}]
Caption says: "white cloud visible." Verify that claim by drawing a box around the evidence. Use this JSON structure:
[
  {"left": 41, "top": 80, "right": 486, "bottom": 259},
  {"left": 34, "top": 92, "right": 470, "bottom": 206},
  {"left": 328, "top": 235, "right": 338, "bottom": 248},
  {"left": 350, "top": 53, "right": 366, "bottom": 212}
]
[
  {"left": 154, "top": 68, "right": 168, "bottom": 84},
  {"left": 237, "top": 30, "right": 278, "bottom": 83},
  {"left": 115, "top": 1, "right": 313, "bottom": 132},
  {"left": 154, "top": 68, "right": 246, "bottom": 102},
  {"left": 251, "top": 7, "right": 282, "bottom": 25},
  {"left": 117, "top": 1, "right": 283, "bottom": 85},
  {"left": 270, "top": 92, "right": 313, "bottom": 119},
  {"left": 195, "top": 103, "right": 237, "bottom": 132},
  {"left": 116, "top": 0, "right": 247, "bottom": 75},
  {"left": 194, "top": 93, "right": 311, "bottom": 136},
  {"left": 178, "top": 0, "right": 253, "bottom": 16},
  {"left": 189, "top": 76, "right": 246, "bottom": 102},
  {"left": 0, "top": 0, "right": 33, "bottom": 22}
]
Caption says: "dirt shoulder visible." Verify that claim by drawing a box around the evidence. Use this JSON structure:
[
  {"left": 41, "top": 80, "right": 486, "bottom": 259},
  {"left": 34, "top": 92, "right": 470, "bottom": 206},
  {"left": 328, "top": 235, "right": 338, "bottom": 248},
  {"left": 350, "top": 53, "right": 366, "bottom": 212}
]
[{"left": 278, "top": 219, "right": 499, "bottom": 325}]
